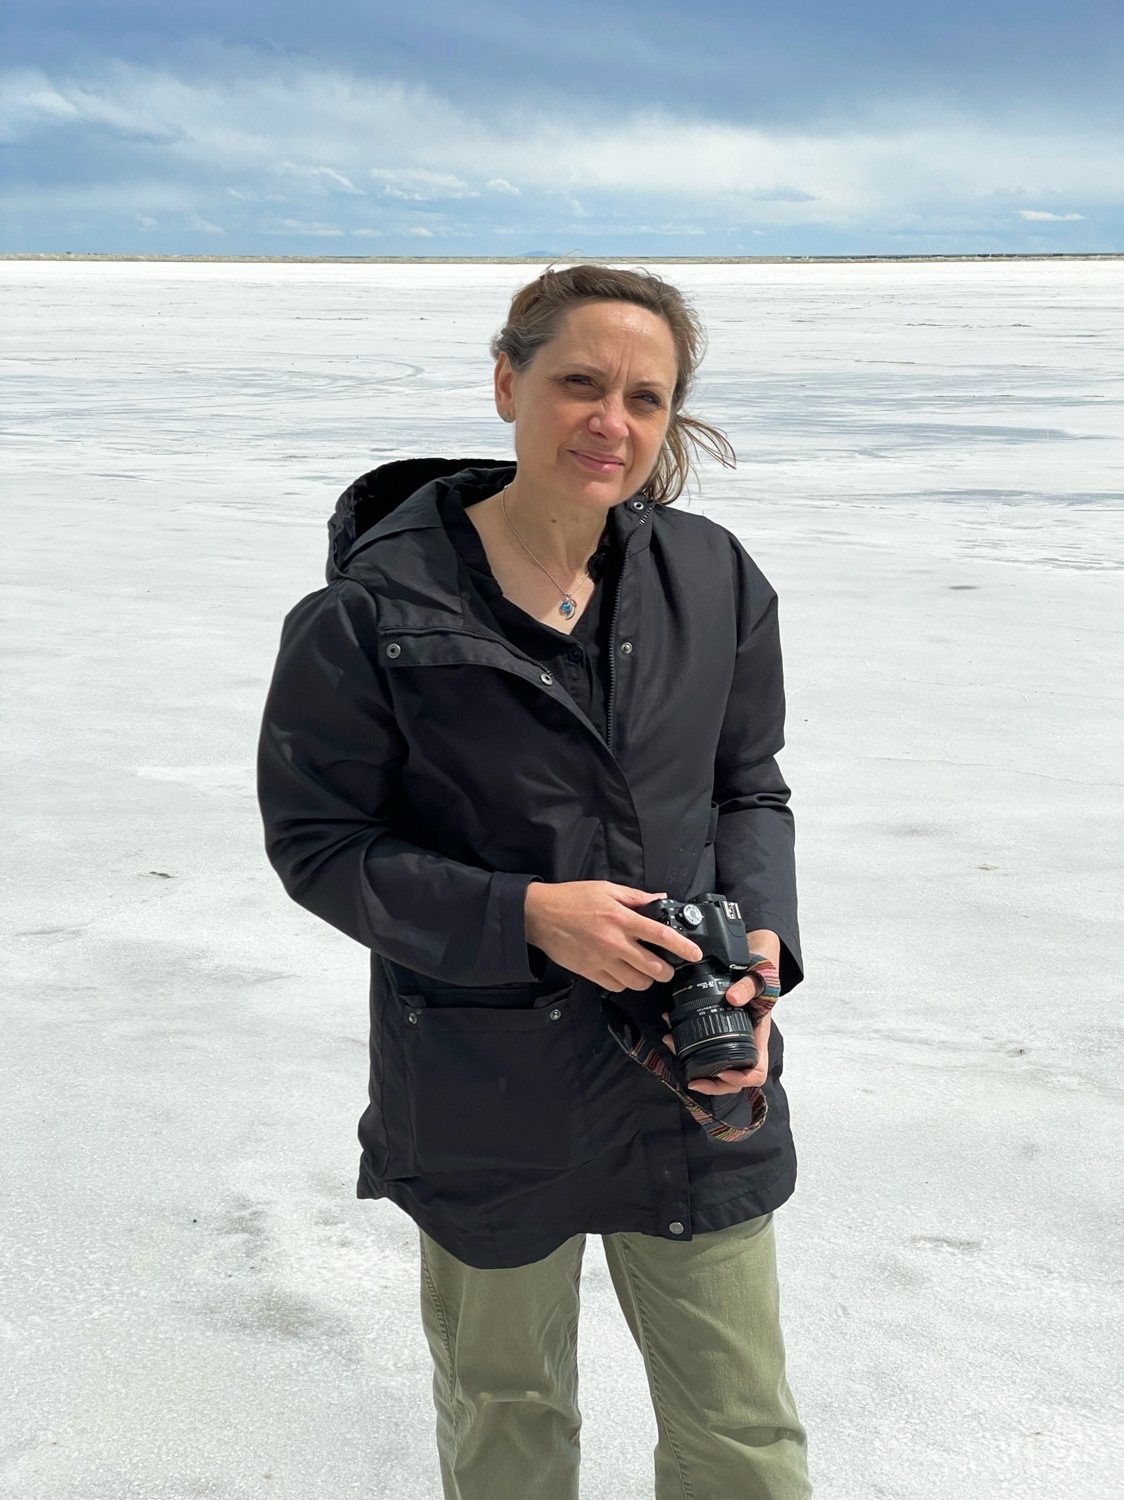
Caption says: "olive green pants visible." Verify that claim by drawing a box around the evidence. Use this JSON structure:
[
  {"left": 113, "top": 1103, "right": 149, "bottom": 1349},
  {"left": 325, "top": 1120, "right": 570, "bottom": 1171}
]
[{"left": 418, "top": 1213, "right": 812, "bottom": 1499}]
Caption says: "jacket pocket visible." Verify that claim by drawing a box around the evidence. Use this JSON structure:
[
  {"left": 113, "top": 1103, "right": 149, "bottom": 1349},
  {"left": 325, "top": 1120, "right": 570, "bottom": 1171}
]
[{"left": 399, "top": 986, "right": 597, "bottom": 1173}]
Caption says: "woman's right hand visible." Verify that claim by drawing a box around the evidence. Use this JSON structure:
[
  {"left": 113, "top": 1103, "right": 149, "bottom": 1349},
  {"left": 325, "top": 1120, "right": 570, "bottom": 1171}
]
[{"left": 524, "top": 881, "right": 703, "bottom": 992}]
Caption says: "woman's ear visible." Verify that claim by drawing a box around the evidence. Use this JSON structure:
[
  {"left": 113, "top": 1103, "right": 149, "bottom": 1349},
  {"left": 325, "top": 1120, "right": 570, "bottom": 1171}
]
[{"left": 494, "top": 354, "right": 516, "bottom": 424}]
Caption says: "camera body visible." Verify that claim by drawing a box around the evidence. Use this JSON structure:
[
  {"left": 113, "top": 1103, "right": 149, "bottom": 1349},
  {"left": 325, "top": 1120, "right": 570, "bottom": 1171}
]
[{"left": 640, "top": 892, "right": 759, "bottom": 1082}]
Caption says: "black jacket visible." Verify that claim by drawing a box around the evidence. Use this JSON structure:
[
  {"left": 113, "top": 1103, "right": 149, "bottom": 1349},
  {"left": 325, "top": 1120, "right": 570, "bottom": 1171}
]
[{"left": 257, "top": 459, "right": 804, "bottom": 1268}]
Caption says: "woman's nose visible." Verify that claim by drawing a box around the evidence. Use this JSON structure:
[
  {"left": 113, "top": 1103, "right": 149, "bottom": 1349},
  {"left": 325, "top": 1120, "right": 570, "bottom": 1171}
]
[{"left": 589, "top": 397, "right": 628, "bottom": 440}]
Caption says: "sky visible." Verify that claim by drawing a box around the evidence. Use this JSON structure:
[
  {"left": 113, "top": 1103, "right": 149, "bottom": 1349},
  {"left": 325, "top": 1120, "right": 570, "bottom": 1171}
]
[{"left": 2, "top": 0, "right": 1122, "bottom": 257}]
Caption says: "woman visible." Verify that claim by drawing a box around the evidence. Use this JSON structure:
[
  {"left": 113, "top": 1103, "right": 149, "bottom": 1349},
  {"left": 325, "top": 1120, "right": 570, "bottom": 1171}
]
[{"left": 257, "top": 264, "right": 811, "bottom": 1498}]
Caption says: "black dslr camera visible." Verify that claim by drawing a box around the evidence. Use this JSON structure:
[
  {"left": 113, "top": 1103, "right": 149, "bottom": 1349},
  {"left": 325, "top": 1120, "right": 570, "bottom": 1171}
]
[{"left": 640, "top": 892, "right": 759, "bottom": 1082}]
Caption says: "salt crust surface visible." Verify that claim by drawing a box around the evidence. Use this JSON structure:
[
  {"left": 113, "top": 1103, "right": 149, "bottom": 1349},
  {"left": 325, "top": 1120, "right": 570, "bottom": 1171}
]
[{"left": 2, "top": 260, "right": 1122, "bottom": 1498}]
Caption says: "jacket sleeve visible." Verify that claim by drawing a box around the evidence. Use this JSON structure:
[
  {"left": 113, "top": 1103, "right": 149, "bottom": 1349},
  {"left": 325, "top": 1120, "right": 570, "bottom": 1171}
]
[
  {"left": 712, "top": 536, "right": 803, "bottom": 996},
  {"left": 256, "top": 579, "right": 542, "bottom": 986}
]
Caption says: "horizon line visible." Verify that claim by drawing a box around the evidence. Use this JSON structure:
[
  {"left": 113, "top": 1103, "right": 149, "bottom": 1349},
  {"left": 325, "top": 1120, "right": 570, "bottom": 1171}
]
[{"left": 3, "top": 252, "right": 1121, "bottom": 265}]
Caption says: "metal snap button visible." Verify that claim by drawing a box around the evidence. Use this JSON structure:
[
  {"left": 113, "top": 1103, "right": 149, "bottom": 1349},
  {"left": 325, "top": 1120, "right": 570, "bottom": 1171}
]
[
  {"left": 631, "top": 499, "right": 645, "bottom": 511},
  {"left": 567, "top": 646, "right": 583, "bottom": 663},
  {"left": 385, "top": 643, "right": 401, "bottom": 659},
  {"left": 406, "top": 1011, "right": 418, "bottom": 1025},
  {"left": 668, "top": 1220, "right": 685, "bottom": 1235},
  {"left": 620, "top": 640, "right": 633, "bottom": 654},
  {"left": 540, "top": 671, "right": 553, "bottom": 685},
  {"left": 549, "top": 1008, "right": 562, "bottom": 1021}
]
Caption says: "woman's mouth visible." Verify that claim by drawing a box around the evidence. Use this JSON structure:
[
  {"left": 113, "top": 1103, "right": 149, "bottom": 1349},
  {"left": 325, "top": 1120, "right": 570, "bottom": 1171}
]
[{"left": 571, "top": 450, "right": 625, "bottom": 474}]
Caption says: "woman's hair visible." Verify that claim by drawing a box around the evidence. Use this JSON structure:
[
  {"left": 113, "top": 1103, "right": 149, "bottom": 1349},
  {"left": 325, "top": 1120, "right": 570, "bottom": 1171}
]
[{"left": 490, "top": 263, "right": 736, "bottom": 505}]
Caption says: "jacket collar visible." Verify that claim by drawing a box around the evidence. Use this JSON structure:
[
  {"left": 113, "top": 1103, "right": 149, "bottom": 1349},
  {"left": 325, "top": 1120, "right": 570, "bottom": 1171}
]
[{"left": 328, "top": 459, "right": 656, "bottom": 614}]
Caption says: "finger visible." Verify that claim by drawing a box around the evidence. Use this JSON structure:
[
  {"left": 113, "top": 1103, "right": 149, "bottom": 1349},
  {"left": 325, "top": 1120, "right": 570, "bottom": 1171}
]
[
  {"left": 595, "top": 953, "right": 662, "bottom": 991},
  {"left": 609, "top": 886, "right": 669, "bottom": 908},
  {"left": 689, "top": 1078, "right": 750, "bottom": 1096},
  {"left": 617, "top": 938, "right": 675, "bottom": 983},
  {"left": 687, "top": 1053, "right": 768, "bottom": 1091},
  {"left": 586, "top": 964, "right": 630, "bottom": 992},
  {"left": 607, "top": 962, "right": 661, "bottom": 993},
  {"left": 627, "top": 913, "right": 704, "bottom": 964},
  {"left": 724, "top": 978, "right": 761, "bottom": 1008},
  {"left": 596, "top": 963, "right": 646, "bottom": 992},
  {"left": 639, "top": 953, "right": 676, "bottom": 983}
]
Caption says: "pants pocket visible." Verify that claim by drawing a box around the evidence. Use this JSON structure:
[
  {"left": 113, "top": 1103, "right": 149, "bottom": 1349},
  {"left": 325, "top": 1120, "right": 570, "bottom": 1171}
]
[{"left": 401, "top": 987, "right": 596, "bottom": 1173}]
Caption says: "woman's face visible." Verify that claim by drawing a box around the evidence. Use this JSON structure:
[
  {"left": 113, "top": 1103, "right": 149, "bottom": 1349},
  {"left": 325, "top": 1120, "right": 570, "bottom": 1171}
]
[{"left": 494, "top": 299, "right": 678, "bottom": 513}]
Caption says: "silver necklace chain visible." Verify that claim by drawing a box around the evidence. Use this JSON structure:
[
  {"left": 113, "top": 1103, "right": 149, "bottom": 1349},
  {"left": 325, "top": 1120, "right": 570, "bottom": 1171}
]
[{"left": 500, "top": 485, "right": 588, "bottom": 620}]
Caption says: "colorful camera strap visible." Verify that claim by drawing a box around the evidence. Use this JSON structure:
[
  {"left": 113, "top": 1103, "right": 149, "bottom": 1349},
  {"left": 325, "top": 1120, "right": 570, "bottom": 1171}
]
[{"left": 607, "top": 954, "right": 781, "bottom": 1144}]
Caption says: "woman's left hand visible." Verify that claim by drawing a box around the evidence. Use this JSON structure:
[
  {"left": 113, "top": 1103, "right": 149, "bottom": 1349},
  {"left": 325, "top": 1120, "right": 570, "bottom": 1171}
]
[{"left": 661, "top": 972, "right": 772, "bottom": 1096}]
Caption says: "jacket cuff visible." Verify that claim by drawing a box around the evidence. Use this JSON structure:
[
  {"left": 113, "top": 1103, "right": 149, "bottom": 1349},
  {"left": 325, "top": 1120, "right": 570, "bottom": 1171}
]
[
  {"left": 495, "top": 872, "right": 545, "bottom": 983},
  {"left": 740, "top": 912, "right": 803, "bottom": 996}
]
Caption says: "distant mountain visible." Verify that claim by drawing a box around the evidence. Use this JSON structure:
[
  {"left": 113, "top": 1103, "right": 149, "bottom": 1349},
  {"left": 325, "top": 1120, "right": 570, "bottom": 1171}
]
[{"left": 515, "top": 249, "right": 585, "bottom": 259}]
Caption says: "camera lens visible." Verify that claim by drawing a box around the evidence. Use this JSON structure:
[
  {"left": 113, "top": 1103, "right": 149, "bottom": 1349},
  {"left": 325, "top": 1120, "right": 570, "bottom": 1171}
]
[{"left": 668, "top": 963, "right": 759, "bottom": 1081}]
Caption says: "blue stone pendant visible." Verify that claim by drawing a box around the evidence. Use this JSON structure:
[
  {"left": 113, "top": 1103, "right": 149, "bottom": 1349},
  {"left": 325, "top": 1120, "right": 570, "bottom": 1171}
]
[{"left": 559, "top": 595, "right": 577, "bottom": 619}]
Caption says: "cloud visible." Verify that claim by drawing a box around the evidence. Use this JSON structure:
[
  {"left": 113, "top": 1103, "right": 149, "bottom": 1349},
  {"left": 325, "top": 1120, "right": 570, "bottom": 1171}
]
[
  {"left": 225, "top": 187, "right": 287, "bottom": 202},
  {"left": 7, "top": 56, "right": 1117, "bottom": 212},
  {"left": 0, "top": 179, "right": 192, "bottom": 214},
  {"left": 279, "top": 161, "right": 363, "bottom": 193},
  {"left": 265, "top": 218, "right": 345, "bottom": 237},
  {"left": 629, "top": 224, "right": 709, "bottom": 236},
  {"left": 0, "top": 66, "right": 183, "bottom": 147},
  {"left": 1, "top": 55, "right": 1120, "bottom": 250},
  {"left": 406, "top": 225, "right": 435, "bottom": 237},
  {"left": 543, "top": 190, "right": 589, "bottom": 219},
  {"left": 737, "top": 186, "right": 819, "bottom": 202},
  {"left": 0, "top": 78, "right": 81, "bottom": 135},
  {"left": 370, "top": 168, "right": 477, "bottom": 201},
  {"left": 132, "top": 210, "right": 222, "bottom": 232}
]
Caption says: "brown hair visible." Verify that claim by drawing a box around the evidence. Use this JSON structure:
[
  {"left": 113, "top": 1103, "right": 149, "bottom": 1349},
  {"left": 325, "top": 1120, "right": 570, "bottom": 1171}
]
[{"left": 490, "top": 263, "right": 736, "bottom": 505}]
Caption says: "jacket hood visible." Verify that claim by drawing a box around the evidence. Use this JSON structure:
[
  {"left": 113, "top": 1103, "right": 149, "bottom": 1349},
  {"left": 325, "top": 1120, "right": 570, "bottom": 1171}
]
[{"left": 326, "top": 457, "right": 507, "bottom": 582}]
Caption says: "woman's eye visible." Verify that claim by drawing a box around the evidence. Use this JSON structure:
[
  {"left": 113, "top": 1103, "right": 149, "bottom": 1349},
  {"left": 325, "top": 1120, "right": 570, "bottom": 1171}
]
[
  {"left": 565, "top": 374, "right": 593, "bottom": 388},
  {"left": 635, "top": 391, "right": 663, "bottom": 408}
]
